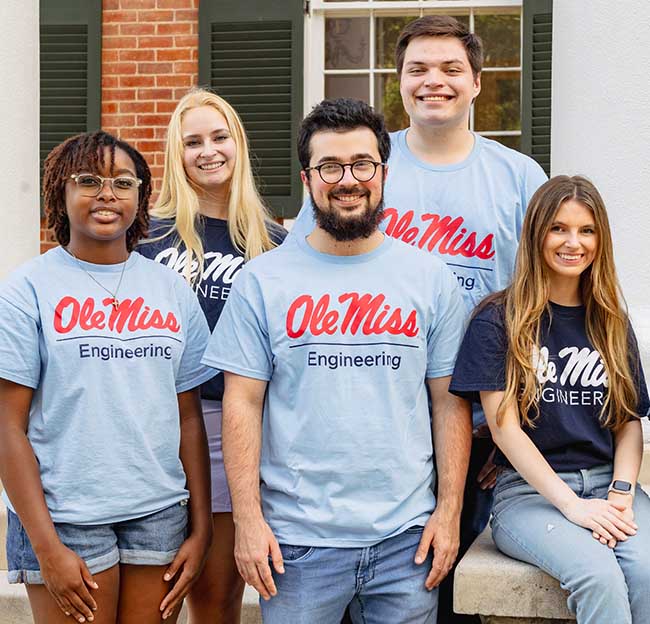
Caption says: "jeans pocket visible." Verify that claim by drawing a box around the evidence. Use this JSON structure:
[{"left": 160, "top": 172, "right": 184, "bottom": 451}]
[
  {"left": 404, "top": 525, "right": 425, "bottom": 534},
  {"left": 279, "top": 544, "right": 315, "bottom": 562}
]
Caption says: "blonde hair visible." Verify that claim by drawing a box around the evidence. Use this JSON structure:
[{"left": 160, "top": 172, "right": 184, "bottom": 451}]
[
  {"left": 495, "top": 175, "right": 639, "bottom": 431},
  {"left": 151, "top": 88, "right": 277, "bottom": 281}
]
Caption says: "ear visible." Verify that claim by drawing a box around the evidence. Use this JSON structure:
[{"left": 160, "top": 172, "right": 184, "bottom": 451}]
[
  {"left": 472, "top": 71, "right": 482, "bottom": 100},
  {"left": 300, "top": 169, "right": 310, "bottom": 189}
]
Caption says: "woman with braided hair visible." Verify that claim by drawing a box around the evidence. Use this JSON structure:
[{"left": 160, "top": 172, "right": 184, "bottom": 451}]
[{"left": 0, "top": 131, "right": 215, "bottom": 623}]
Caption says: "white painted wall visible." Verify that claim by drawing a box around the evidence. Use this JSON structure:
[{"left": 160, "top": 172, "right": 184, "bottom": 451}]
[
  {"left": 1, "top": 0, "right": 40, "bottom": 279},
  {"left": 551, "top": 1, "right": 650, "bottom": 384}
]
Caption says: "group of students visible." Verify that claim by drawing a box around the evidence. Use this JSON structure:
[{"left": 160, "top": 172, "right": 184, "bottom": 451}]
[{"left": 0, "top": 14, "right": 648, "bottom": 624}]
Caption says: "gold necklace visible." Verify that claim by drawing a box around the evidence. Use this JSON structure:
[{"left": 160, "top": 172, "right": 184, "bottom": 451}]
[{"left": 66, "top": 248, "right": 129, "bottom": 309}]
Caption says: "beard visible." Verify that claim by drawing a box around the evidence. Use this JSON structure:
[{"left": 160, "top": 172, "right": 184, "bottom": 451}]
[{"left": 310, "top": 185, "right": 385, "bottom": 242}]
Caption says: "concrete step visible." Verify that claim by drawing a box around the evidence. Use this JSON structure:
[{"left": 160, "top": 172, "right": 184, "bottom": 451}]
[
  {"left": 454, "top": 527, "right": 575, "bottom": 621},
  {"left": 0, "top": 574, "right": 261, "bottom": 624}
]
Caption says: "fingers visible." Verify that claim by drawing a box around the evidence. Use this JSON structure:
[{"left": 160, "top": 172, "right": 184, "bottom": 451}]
[
  {"left": 163, "top": 553, "right": 183, "bottom": 582},
  {"left": 235, "top": 557, "right": 275, "bottom": 600},
  {"left": 160, "top": 568, "right": 194, "bottom": 620},
  {"left": 269, "top": 538, "right": 285, "bottom": 575},
  {"left": 414, "top": 525, "right": 434, "bottom": 565},
  {"left": 62, "top": 588, "right": 97, "bottom": 622},
  {"left": 256, "top": 560, "right": 278, "bottom": 598},
  {"left": 425, "top": 546, "right": 455, "bottom": 590}
]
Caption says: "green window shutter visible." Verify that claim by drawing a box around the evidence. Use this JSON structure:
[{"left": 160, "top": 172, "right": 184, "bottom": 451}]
[
  {"left": 40, "top": 0, "right": 102, "bottom": 191},
  {"left": 199, "top": 0, "right": 304, "bottom": 218},
  {"left": 521, "top": 0, "right": 552, "bottom": 175}
]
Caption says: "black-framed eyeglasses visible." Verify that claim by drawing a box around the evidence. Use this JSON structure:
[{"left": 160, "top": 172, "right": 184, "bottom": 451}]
[
  {"left": 305, "top": 160, "right": 386, "bottom": 184},
  {"left": 69, "top": 173, "right": 142, "bottom": 199}
]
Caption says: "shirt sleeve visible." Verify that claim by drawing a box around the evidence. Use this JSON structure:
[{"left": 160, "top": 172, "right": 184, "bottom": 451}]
[
  {"left": 201, "top": 269, "right": 273, "bottom": 381},
  {"left": 628, "top": 326, "right": 650, "bottom": 418},
  {"left": 175, "top": 282, "right": 216, "bottom": 393},
  {"left": 425, "top": 267, "right": 467, "bottom": 379},
  {"left": 0, "top": 296, "right": 41, "bottom": 389},
  {"left": 287, "top": 196, "right": 315, "bottom": 241},
  {"left": 449, "top": 305, "right": 508, "bottom": 402}
]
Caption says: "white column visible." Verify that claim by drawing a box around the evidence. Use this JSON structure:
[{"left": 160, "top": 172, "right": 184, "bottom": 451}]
[
  {"left": 1, "top": 0, "right": 40, "bottom": 279},
  {"left": 551, "top": 1, "right": 650, "bottom": 386}
]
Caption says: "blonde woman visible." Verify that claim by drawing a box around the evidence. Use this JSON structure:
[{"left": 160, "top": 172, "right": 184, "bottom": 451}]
[
  {"left": 139, "top": 88, "right": 286, "bottom": 622},
  {"left": 449, "top": 176, "right": 650, "bottom": 623}
]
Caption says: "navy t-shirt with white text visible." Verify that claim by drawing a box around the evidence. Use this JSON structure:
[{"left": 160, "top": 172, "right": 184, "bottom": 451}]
[
  {"left": 139, "top": 216, "right": 287, "bottom": 400},
  {"left": 450, "top": 301, "right": 650, "bottom": 471}
]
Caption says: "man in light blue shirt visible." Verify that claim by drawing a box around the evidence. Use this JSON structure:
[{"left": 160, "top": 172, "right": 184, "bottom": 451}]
[
  {"left": 290, "top": 16, "right": 548, "bottom": 623},
  {"left": 202, "top": 98, "right": 472, "bottom": 623}
]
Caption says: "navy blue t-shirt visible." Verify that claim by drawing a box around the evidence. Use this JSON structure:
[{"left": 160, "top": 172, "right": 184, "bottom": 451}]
[
  {"left": 449, "top": 301, "right": 650, "bottom": 472},
  {"left": 138, "top": 216, "right": 287, "bottom": 400}
]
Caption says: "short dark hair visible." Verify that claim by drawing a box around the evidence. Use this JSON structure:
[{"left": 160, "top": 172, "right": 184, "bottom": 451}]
[
  {"left": 395, "top": 15, "right": 484, "bottom": 77},
  {"left": 42, "top": 131, "right": 152, "bottom": 251},
  {"left": 297, "top": 98, "right": 391, "bottom": 170}
]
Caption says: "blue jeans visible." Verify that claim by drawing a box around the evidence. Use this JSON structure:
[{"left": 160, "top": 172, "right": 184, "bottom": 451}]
[
  {"left": 491, "top": 463, "right": 650, "bottom": 624},
  {"left": 261, "top": 526, "right": 437, "bottom": 624}
]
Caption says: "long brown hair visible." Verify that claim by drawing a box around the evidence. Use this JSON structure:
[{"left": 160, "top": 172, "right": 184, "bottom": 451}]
[{"left": 497, "top": 175, "right": 638, "bottom": 430}]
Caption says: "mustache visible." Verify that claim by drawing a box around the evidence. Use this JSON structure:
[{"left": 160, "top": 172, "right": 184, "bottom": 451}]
[{"left": 328, "top": 185, "right": 370, "bottom": 198}]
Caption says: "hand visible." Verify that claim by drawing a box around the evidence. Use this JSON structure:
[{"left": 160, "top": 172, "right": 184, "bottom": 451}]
[
  {"left": 414, "top": 507, "right": 460, "bottom": 590},
  {"left": 37, "top": 542, "right": 98, "bottom": 623},
  {"left": 233, "top": 515, "right": 284, "bottom": 600},
  {"left": 562, "top": 496, "right": 637, "bottom": 548},
  {"left": 477, "top": 447, "right": 497, "bottom": 490},
  {"left": 159, "top": 532, "right": 211, "bottom": 620},
  {"left": 591, "top": 492, "right": 637, "bottom": 548}
]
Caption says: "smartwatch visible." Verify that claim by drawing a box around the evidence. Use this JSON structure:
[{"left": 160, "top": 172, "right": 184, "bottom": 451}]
[{"left": 608, "top": 479, "right": 633, "bottom": 495}]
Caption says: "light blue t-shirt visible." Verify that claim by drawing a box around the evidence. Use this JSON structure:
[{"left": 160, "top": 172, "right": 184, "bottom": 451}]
[
  {"left": 291, "top": 131, "right": 547, "bottom": 311},
  {"left": 0, "top": 247, "right": 215, "bottom": 525},
  {"left": 202, "top": 235, "right": 466, "bottom": 547}
]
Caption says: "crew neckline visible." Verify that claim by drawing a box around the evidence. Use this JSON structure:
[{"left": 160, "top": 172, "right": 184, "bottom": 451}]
[
  {"left": 295, "top": 233, "right": 393, "bottom": 265},
  {"left": 395, "top": 128, "right": 483, "bottom": 172}
]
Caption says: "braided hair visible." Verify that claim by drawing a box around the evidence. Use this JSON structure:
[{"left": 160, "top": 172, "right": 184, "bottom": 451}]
[{"left": 42, "top": 131, "right": 152, "bottom": 251}]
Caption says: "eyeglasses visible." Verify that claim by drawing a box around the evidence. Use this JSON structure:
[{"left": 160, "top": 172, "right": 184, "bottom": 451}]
[
  {"left": 305, "top": 160, "right": 386, "bottom": 184},
  {"left": 69, "top": 173, "right": 142, "bottom": 199}
]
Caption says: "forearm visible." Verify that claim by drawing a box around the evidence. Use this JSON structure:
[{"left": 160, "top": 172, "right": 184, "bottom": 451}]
[
  {"left": 490, "top": 421, "right": 577, "bottom": 513},
  {"left": 178, "top": 389, "right": 212, "bottom": 538},
  {"left": 430, "top": 380, "right": 472, "bottom": 514},
  {"left": 222, "top": 375, "right": 266, "bottom": 525},
  {"left": 0, "top": 426, "right": 60, "bottom": 555},
  {"left": 611, "top": 419, "right": 643, "bottom": 486}
]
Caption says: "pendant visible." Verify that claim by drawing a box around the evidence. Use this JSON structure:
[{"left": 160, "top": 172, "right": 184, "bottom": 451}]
[{"left": 111, "top": 298, "right": 120, "bottom": 309}]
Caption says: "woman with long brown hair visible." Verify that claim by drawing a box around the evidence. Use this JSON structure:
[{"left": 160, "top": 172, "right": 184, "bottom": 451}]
[{"left": 450, "top": 175, "right": 650, "bottom": 623}]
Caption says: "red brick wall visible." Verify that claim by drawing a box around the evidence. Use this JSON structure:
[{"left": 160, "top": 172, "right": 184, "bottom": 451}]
[{"left": 41, "top": 0, "right": 200, "bottom": 252}]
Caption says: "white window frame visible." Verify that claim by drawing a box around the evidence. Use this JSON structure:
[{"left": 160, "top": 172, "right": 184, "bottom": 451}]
[{"left": 304, "top": 0, "right": 523, "bottom": 143}]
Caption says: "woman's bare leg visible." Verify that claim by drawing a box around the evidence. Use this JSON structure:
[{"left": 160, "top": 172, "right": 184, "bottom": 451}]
[{"left": 187, "top": 512, "right": 245, "bottom": 623}]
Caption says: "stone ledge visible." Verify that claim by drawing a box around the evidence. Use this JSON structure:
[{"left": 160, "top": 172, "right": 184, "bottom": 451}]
[{"left": 454, "top": 528, "right": 575, "bottom": 621}]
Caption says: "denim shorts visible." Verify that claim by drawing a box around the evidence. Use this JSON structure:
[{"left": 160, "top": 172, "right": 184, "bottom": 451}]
[{"left": 6, "top": 500, "right": 188, "bottom": 584}]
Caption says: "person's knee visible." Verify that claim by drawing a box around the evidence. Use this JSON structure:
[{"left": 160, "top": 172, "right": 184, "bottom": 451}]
[{"left": 568, "top": 561, "right": 627, "bottom": 598}]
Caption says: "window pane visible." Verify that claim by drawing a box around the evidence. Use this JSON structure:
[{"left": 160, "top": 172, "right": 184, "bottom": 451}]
[
  {"left": 486, "top": 134, "right": 521, "bottom": 151},
  {"left": 474, "top": 70, "right": 520, "bottom": 132},
  {"left": 325, "top": 74, "right": 370, "bottom": 102},
  {"left": 325, "top": 18, "right": 370, "bottom": 69},
  {"left": 474, "top": 14, "right": 520, "bottom": 67},
  {"left": 374, "top": 74, "right": 409, "bottom": 132},
  {"left": 375, "top": 16, "right": 416, "bottom": 68}
]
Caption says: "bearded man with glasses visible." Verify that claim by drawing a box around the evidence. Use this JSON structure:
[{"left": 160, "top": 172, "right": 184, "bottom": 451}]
[{"left": 201, "top": 98, "right": 472, "bottom": 623}]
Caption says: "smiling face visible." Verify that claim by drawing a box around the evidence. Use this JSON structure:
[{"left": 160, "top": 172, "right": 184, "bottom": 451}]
[
  {"left": 181, "top": 105, "right": 237, "bottom": 193},
  {"left": 301, "top": 127, "right": 387, "bottom": 241},
  {"left": 542, "top": 198, "right": 599, "bottom": 292},
  {"left": 399, "top": 35, "right": 480, "bottom": 131},
  {"left": 65, "top": 147, "right": 138, "bottom": 253}
]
